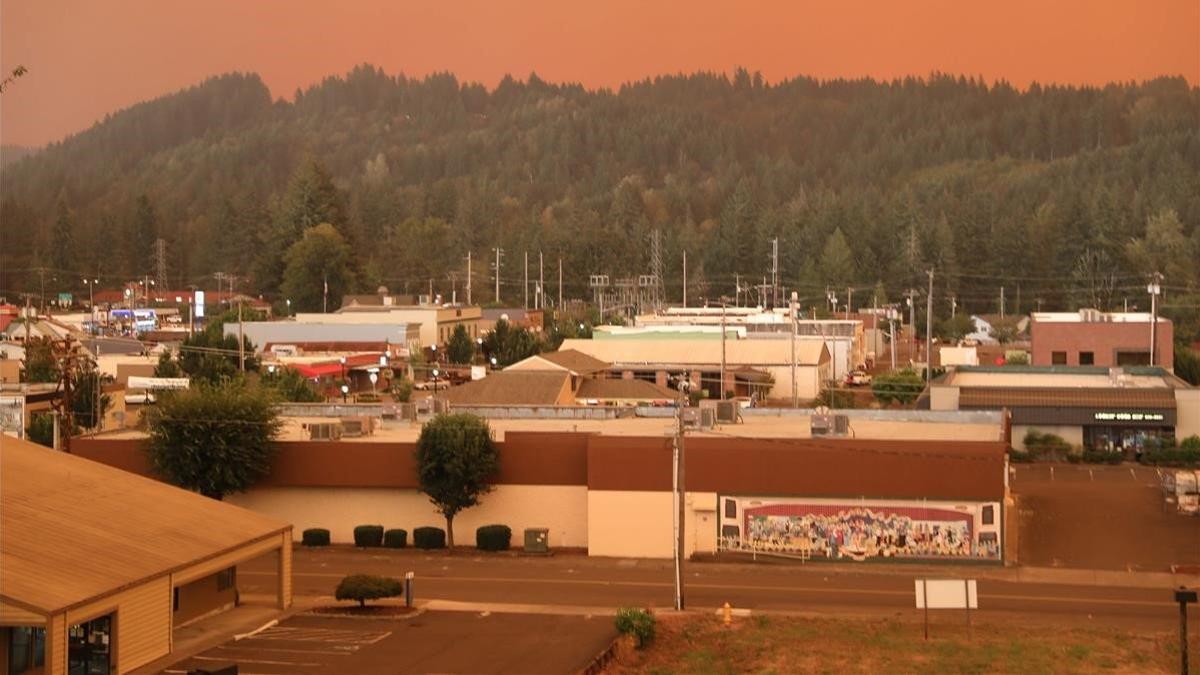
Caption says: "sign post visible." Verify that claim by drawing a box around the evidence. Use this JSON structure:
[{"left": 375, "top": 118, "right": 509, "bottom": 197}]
[
  {"left": 915, "top": 579, "right": 978, "bottom": 641},
  {"left": 1176, "top": 587, "right": 1196, "bottom": 675}
]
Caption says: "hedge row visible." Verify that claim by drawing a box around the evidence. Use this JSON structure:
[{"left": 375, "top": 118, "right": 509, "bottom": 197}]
[{"left": 302, "top": 524, "right": 518, "bottom": 550}]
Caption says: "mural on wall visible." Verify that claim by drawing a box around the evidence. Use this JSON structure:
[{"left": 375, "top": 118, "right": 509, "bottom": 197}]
[{"left": 718, "top": 496, "right": 1002, "bottom": 562}]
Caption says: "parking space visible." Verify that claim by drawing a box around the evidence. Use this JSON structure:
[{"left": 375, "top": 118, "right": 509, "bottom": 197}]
[
  {"left": 161, "top": 611, "right": 615, "bottom": 674},
  {"left": 1013, "top": 463, "right": 1199, "bottom": 571}
]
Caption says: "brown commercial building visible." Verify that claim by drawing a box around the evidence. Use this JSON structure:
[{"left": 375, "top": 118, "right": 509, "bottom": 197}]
[
  {"left": 72, "top": 416, "right": 1009, "bottom": 566},
  {"left": 0, "top": 437, "right": 292, "bottom": 675},
  {"left": 1030, "top": 310, "right": 1173, "bottom": 370}
]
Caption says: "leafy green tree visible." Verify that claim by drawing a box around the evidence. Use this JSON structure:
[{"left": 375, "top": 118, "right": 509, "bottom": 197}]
[
  {"left": 154, "top": 350, "right": 182, "bottom": 378},
  {"left": 871, "top": 369, "right": 925, "bottom": 406},
  {"left": 145, "top": 381, "right": 282, "bottom": 499},
  {"left": 26, "top": 413, "right": 55, "bottom": 448},
  {"left": 390, "top": 376, "right": 414, "bottom": 403},
  {"left": 446, "top": 324, "right": 475, "bottom": 364},
  {"left": 71, "top": 365, "right": 111, "bottom": 431},
  {"left": 256, "top": 156, "right": 348, "bottom": 293},
  {"left": 262, "top": 365, "right": 322, "bottom": 402},
  {"left": 937, "top": 314, "right": 976, "bottom": 342},
  {"left": 482, "top": 319, "right": 542, "bottom": 367},
  {"left": 1175, "top": 346, "right": 1200, "bottom": 386},
  {"left": 1125, "top": 209, "right": 1198, "bottom": 289},
  {"left": 414, "top": 413, "right": 499, "bottom": 548},
  {"left": 280, "top": 223, "right": 357, "bottom": 312},
  {"left": 335, "top": 574, "right": 402, "bottom": 608},
  {"left": 179, "top": 319, "right": 258, "bottom": 385},
  {"left": 21, "top": 337, "right": 59, "bottom": 383}
]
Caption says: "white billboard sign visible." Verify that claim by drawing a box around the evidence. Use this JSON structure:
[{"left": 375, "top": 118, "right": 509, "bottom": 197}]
[
  {"left": 914, "top": 579, "right": 977, "bottom": 609},
  {"left": 194, "top": 290, "right": 205, "bottom": 318},
  {"left": 127, "top": 376, "right": 191, "bottom": 390}
]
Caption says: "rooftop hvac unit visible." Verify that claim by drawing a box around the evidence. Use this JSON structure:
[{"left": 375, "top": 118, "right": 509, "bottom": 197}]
[
  {"left": 700, "top": 407, "right": 716, "bottom": 429},
  {"left": 381, "top": 403, "right": 398, "bottom": 419},
  {"left": 306, "top": 422, "right": 343, "bottom": 441},
  {"left": 340, "top": 417, "right": 373, "bottom": 438},
  {"left": 833, "top": 414, "right": 850, "bottom": 435},
  {"left": 715, "top": 400, "right": 740, "bottom": 424}
]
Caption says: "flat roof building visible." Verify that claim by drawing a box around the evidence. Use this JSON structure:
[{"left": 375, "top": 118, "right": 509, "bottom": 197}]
[
  {"left": 0, "top": 437, "right": 292, "bottom": 674},
  {"left": 1030, "top": 310, "right": 1173, "bottom": 370}
]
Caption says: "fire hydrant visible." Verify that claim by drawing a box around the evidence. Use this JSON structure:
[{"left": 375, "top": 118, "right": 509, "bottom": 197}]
[{"left": 722, "top": 602, "right": 733, "bottom": 626}]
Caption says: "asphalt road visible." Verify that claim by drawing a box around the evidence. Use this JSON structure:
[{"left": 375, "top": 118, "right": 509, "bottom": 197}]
[{"left": 239, "top": 547, "right": 1196, "bottom": 631}]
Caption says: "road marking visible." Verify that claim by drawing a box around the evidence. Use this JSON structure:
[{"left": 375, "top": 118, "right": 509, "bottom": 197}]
[
  {"left": 1089, "top": 469, "right": 1094, "bottom": 481},
  {"left": 242, "top": 572, "right": 1168, "bottom": 608},
  {"left": 1050, "top": 466, "right": 1055, "bottom": 481},
  {"left": 217, "top": 645, "right": 354, "bottom": 656},
  {"left": 192, "top": 655, "right": 321, "bottom": 666}
]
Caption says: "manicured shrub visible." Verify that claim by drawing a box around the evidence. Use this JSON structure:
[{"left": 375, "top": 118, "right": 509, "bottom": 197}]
[
  {"left": 413, "top": 526, "right": 446, "bottom": 549},
  {"left": 1080, "top": 449, "right": 1123, "bottom": 465},
  {"left": 475, "top": 524, "right": 512, "bottom": 551},
  {"left": 383, "top": 529, "right": 408, "bottom": 548},
  {"left": 615, "top": 607, "right": 656, "bottom": 647},
  {"left": 1022, "top": 430, "right": 1074, "bottom": 462},
  {"left": 1140, "top": 447, "right": 1200, "bottom": 467},
  {"left": 353, "top": 525, "right": 384, "bottom": 548},
  {"left": 301, "top": 528, "right": 330, "bottom": 547},
  {"left": 1181, "top": 436, "right": 1200, "bottom": 452},
  {"left": 335, "top": 574, "right": 402, "bottom": 608}
]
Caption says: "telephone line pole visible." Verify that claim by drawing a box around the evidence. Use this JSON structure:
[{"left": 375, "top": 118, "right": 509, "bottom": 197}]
[
  {"left": 925, "top": 269, "right": 934, "bottom": 383},
  {"left": 493, "top": 248, "right": 503, "bottom": 304}
]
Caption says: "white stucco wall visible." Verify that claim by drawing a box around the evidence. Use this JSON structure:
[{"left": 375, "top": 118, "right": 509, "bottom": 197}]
[
  {"left": 1176, "top": 389, "right": 1200, "bottom": 441},
  {"left": 227, "top": 485, "right": 588, "bottom": 548},
  {"left": 586, "top": 490, "right": 718, "bottom": 559}
]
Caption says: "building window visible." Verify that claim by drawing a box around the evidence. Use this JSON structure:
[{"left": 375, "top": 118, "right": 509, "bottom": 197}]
[
  {"left": 1079, "top": 351, "right": 1094, "bottom": 365},
  {"left": 173, "top": 587, "right": 179, "bottom": 611},
  {"left": 724, "top": 498, "right": 737, "bottom": 518},
  {"left": 1051, "top": 351, "right": 1067, "bottom": 365},
  {"left": 217, "top": 567, "right": 236, "bottom": 592},
  {"left": 7, "top": 627, "right": 45, "bottom": 673},
  {"left": 981, "top": 505, "right": 995, "bottom": 525},
  {"left": 67, "top": 614, "right": 112, "bottom": 675},
  {"left": 1116, "top": 351, "right": 1151, "bottom": 366}
]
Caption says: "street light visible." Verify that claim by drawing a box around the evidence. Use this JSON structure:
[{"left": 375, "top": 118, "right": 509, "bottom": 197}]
[
  {"left": 431, "top": 368, "right": 440, "bottom": 394},
  {"left": 340, "top": 383, "right": 349, "bottom": 403}
]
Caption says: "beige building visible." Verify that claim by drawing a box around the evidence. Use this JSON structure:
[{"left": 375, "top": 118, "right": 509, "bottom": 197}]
[
  {"left": 559, "top": 338, "right": 832, "bottom": 400},
  {"left": 0, "top": 437, "right": 292, "bottom": 674},
  {"left": 310, "top": 304, "right": 482, "bottom": 347}
]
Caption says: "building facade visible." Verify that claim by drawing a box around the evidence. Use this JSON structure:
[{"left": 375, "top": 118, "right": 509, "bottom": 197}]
[{"left": 1030, "top": 310, "right": 1173, "bottom": 370}]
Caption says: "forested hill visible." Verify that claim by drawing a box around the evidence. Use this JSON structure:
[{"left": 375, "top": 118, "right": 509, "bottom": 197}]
[{"left": 2, "top": 66, "right": 1198, "bottom": 324}]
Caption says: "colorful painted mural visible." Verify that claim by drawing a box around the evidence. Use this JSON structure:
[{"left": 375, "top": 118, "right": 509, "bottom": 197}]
[{"left": 718, "top": 496, "right": 1002, "bottom": 562}]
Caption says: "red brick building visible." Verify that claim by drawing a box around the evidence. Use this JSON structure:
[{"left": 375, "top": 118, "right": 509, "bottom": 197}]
[{"left": 1030, "top": 310, "right": 1173, "bottom": 370}]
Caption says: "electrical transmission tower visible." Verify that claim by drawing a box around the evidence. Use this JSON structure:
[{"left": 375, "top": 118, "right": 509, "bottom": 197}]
[
  {"left": 154, "top": 238, "right": 168, "bottom": 289},
  {"left": 650, "top": 229, "right": 665, "bottom": 311}
]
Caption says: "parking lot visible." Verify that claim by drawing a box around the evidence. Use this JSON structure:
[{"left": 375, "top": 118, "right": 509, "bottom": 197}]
[
  {"left": 1013, "top": 463, "right": 1199, "bottom": 571},
  {"left": 161, "top": 611, "right": 615, "bottom": 674}
]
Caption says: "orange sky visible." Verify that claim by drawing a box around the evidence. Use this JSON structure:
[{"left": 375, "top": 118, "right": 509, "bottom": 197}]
[{"left": 2, "top": 0, "right": 1197, "bottom": 147}]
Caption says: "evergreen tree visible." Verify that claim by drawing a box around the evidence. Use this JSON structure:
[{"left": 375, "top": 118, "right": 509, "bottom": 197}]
[
  {"left": 280, "top": 223, "right": 358, "bottom": 312},
  {"left": 49, "top": 194, "right": 76, "bottom": 275}
]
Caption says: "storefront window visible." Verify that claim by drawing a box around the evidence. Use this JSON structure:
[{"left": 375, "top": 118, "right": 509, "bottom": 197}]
[
  {"left": 1051, "top": 351, "right": 1067, "bottom": 365},
  {"left": 8, "top": 627, "right": 45, "bottom": 674},
  {"left": 1086, "top": 426, "right": 1174, "bottom": 452},
  {"left": 68, "top": 614, "right": 112, "bottom": 675}
]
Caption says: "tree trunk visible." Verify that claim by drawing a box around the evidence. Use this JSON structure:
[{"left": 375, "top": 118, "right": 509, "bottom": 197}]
[
  {"left": 446, "top": 515, "right": 455, "bottom": 551},
  {"left": 358, "top": 599, "right": 365, "bottom": 608}
]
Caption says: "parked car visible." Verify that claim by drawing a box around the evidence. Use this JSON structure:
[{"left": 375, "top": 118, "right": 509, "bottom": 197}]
[{"left": 844, "top": 369, "right": 873, "bottom": 386}]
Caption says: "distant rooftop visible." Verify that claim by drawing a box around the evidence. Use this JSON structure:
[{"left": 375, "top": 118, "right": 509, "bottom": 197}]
[{"left": 1031, "top": 309, "right": 1169, "bottom": 324}]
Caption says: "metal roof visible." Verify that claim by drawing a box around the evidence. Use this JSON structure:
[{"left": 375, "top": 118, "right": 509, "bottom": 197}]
[
  {"left": 958, "top": 387, "right": 1177, "bottom": 409},
  {"left": 0, "top": 436, "right": 289, "bottom": 615}
]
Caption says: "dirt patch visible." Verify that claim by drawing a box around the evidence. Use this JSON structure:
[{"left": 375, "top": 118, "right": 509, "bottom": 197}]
[{"left": 609, "top": 612, "right": 1184, "bottom": 674}]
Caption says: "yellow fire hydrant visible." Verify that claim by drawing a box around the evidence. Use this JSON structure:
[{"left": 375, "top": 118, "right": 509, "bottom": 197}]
[{"left": 722, "top": 602, "right": 733, "bottom": 626}]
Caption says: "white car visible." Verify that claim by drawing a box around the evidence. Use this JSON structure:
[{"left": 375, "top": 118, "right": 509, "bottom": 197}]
[{"left": 845, "top": 370, "right": 873, "bottom": 386}]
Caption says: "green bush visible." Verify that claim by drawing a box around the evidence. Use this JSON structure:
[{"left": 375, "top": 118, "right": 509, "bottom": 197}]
[
  {"left": 475, "top": 524, "right": 512, "bottom": 551},
  {"left": 353, "top": 525, "right": 384, "bottom": 548},
  {"left": 413, "top": 526, "right": 446, "bottom": 549},
  {"left": 1180, "top": 436, "right": 1200, "bottom": 451},
  {"left": 334, "top": 574, "right": 403, "bottom": 608},
  {"left": 615, "top": 607, "right": 656, "bottom": 647},
  {"left": 1080, "top": 449, "right": 1123, "bottom": 465},
  {"left": 302, "top": 528, "right": 330, "bottom": 547},
  {"left": 1140, "top": 447, "right": 1200, "bottom": 467},
  {"left": 1022, "top": 430, "right": 1074, "bottom": 462},
  {"left": 383, "top": 529, "right": 408, "bottom": 548}
]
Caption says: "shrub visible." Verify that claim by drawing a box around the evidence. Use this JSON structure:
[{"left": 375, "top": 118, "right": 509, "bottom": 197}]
[
  {"left": 1080, "top": 449, "right": 1123, "bottom": 465},
  {"left": 413, "top": 526, "right": 446, "bottom": 549},
  {"left": 383, "top": 529, "right": 408, "bottom": 548},
  {"left": 1140, "top": 447, "right": 1200, "bottom": 468},
  {"left": 1022, "top": 430, "right": 1074, "bottom": 462},
  {"left": 335, "top": 574, "right": 403, "bottom": 608},
  {"left": 615, "top": 607, "right": 656, "bottom": 647},
  {"left": 475, "top": 524, "right": 512, "bottom": 551},
  {"left": 353, "top": 525, "right": 384, "bottom": 548},
  {"left": 302, "top": 528, "right": 331, "bottom": 547},
  {"left": 1180, "top": 436, "right": 1200, "bottom": 452}
]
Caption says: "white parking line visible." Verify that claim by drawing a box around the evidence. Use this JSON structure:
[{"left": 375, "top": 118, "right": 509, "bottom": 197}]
[
  {"left": 193, "top": 655, "right": 321, "bottom": 667},
  {"left": 217, "top": 645, "right": 354, "bottom": 656},
  {"left": 1130, "top": 467, "right": 1138, "bottom": 480},
  {"left": 1089, "top": 469, "right": 1094, "bottom": 481}
]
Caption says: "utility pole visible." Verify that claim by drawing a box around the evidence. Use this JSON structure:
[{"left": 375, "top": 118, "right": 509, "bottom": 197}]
[
  {"left": 889, "top": 307, "right": 898, "bottom": 371},
  {"left": 672, "top": 375, "right": 689, "bottom": 611},
  {"left": 1149, "top": 272, "right": 1163, "bottom": 367},
  {"left": 790, "top": 292, "right": 799, "bottom": 408},
  {"left": 538, "top": 251, "right": 544, "bottom": 311},
  {"left": 720, "top": 301, "right": 727, "bottom": 400},
  {"left": 682, "top": 251, "right": 688, "bottom": 308},
  {"left": 846, "top": 286, "right": 852, "bottom": 320},
  {"left": 925, "top": 270, "right": 934, "bottom": 382},
  {"left": 493, "top": 248, "right": 503, "bottom": 304},
  {"left": 951, "top": 295, "right": 957, "bottom": 318},
  {"left": 999, "top": 286, "right": 1005, "bottom": 320},
  {"left": 524, "top": 251, "right": 529, "bottom": 309},
  {"left": 323, "top": 272, "right": 328, "bottom": 313},
  {"left": 558, "top": 258, "right": 563, "bottom": 310},
  {"left": 770, "top": 237, "right": 779, "bottom": 307},
  {"left": 904, "top": 288, "right": 919, "bottom": 365},
  {"left": 238, "top": 298, "right": 245, "bottom": 372},
  {"left": 466, "top": 251, "right": 472, "bottom": 306}
]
